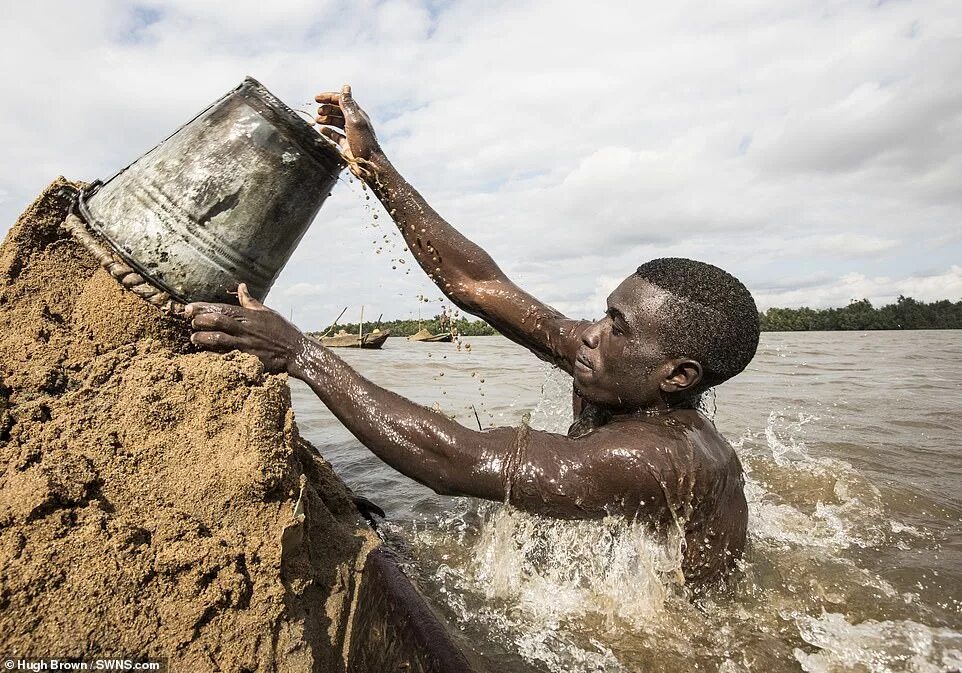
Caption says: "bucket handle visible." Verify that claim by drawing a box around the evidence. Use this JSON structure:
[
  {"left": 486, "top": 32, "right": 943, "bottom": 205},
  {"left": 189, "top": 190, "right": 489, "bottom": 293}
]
[{"left": 64, "top": 184, "right": 183, "bottom": 314}]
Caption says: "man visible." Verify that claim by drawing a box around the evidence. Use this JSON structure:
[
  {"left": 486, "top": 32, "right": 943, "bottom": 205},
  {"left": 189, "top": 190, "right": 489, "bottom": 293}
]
[{"left": 187, "top": 86, "right": 759, "bottom": 590}]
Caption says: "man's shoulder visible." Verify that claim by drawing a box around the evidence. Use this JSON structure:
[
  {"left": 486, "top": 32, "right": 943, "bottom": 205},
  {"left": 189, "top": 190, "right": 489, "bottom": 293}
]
[{"left": 587, "top": 412, "right": 738, "bottom": 473}]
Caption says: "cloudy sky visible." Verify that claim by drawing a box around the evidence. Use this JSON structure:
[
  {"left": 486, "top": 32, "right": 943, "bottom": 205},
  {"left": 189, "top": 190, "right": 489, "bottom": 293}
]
[{"left": 2, "top": 0, "right": 959, "bottom": 329}]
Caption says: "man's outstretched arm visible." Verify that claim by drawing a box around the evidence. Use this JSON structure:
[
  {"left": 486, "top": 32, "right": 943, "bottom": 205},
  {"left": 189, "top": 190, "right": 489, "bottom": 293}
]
[
  {"left": 186, "top": 289, "right": 664, "bottom": 518},
  {"left": 294, "top": 336, "right": 665, "bottom": 518},
  {"left": 314, "top": 86, "right": 584, "bottom": 372}
]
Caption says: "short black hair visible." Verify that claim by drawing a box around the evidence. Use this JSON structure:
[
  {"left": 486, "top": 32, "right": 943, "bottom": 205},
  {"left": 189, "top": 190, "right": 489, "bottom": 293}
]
[{"left": 636, "top": 258, "right": 759, "bottom": 392}]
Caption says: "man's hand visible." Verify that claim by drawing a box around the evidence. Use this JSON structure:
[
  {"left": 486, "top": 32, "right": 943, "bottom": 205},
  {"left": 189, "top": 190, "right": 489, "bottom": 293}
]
[
  {"left": 185, "top": 283, "right": 305, "bottom": 375},
  {"left": 314, "top": 85, "right": 381, "bottom": 179}
]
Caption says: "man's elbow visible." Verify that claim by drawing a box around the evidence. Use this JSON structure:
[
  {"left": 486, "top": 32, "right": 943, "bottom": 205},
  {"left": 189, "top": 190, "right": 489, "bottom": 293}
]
[
  {"left": 406, "top": 446, "right": 464, "bottom": 496},
  {"left": 455, "top": 278, "right": 513, "bottom": 316},
  {"left": 424, "top": 451, "right": 500, "bottom": 500},
  {"left": 424, "top": 468, "right": 475, "bottom": 497},
  {"left": 430, "top": 479, "right": 461, "bottom": 497},
  {"left": 441, "top": 276, "right": 484, "bottom": 314}
]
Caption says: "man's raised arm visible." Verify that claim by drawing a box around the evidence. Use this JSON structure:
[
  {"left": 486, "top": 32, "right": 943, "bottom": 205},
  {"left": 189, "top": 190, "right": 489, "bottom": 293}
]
[{"left": 314, "top": 86, "right": 584, "bottom": 371}]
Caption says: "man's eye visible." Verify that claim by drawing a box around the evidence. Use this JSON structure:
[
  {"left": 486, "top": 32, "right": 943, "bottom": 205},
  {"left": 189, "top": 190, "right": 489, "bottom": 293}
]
[{"left": 605, "top": 311, "right": 626, "bottom": 337}]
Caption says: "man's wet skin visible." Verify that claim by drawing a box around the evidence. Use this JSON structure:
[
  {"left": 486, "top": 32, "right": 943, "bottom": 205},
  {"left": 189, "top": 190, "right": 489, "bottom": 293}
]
[{"left": 187, "top": 85, "right": 749, "bottom": 590}]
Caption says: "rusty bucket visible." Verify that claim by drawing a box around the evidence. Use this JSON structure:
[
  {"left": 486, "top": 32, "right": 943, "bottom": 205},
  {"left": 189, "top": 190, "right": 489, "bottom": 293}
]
[{"left": 78, "top": 76, "right": 343, "bottom": 304}]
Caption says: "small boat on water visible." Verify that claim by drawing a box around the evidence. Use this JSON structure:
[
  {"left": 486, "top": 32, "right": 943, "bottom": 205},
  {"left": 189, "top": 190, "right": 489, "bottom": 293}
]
[
  {"left": 320, "top": 328, "right": 390, "bottom": 349},
  {"left": 316, "top": 306, "right": 390, "bottom": 349},
  {"left": 407, "top": 328, "right": 453, "bottom": 343}
]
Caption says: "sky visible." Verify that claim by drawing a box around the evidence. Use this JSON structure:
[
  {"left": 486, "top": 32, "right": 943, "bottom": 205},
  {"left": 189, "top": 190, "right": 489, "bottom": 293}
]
[{"left": 1, "top": 0, "right": 960, "bottom": 330}]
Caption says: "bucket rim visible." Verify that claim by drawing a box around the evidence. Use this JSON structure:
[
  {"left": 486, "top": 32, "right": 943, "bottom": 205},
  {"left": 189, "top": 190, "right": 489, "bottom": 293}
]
[
  {"left": 92, "top": 75, "right": 345, "bottom": 194},
  {"left": 75, "top": 76, "right": 347, "bottom": 305},
  {"left": 237, "top": 75, "right": 346, "bottom": 169}
]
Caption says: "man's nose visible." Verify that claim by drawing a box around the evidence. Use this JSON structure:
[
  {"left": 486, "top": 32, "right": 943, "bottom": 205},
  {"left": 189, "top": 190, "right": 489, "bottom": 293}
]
[{"left": 582, "top": 319, "right": 602, "bottom": 348}]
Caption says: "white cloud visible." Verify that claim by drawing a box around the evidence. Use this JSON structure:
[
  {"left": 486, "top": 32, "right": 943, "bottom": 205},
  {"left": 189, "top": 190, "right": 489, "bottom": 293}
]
[
  {"left": 276, "top": 282, "right": 330, "bottom": 298},
  {"left": 755, "top": 265, "right": 962, "bottom": 310},
  {"left": 809, "top": 234, "right": 900, "bottom": 258},
  {"left": 1, "top": 0, "right": 960, "bottom": 330}
]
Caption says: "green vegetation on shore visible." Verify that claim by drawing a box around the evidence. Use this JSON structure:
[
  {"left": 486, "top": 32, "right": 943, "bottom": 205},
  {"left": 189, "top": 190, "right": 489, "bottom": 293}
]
[
  {"left": 307, "top": 316, "right": 498, "bottom": 338},
  {"left": 306, "top": 296, "right": 962, "bottom": 337},
  {"left": 759, "top": 296, "right": 962, "bottom": 331}
]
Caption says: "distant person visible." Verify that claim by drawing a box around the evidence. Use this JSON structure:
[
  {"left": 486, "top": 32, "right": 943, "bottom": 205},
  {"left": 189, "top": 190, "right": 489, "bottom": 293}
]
[{"left": 187, "top": 85, "right": 760, "bottom": 590}]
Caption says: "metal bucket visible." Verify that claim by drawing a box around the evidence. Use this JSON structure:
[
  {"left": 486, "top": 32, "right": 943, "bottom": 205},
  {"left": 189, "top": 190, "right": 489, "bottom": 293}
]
[{"left": 78, "top": 76, "right": 344, "bottom": 304}]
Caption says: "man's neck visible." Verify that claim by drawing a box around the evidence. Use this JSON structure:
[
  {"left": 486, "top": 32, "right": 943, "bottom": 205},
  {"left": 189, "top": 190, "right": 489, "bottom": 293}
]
[{"left": 569, "top": 396, "right": 700, "bottom": 437}]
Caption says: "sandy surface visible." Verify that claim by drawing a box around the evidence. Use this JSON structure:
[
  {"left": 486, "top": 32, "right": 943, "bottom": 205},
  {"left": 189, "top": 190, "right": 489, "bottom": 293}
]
[{"left": 0, "top": 179, "right": 377, "bottom": 672}]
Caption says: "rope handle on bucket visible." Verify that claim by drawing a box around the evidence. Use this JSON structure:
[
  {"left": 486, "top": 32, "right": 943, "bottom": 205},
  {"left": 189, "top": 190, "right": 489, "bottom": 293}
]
[{"left": 62, "top": 188, "right": 184, "bottom": 315}]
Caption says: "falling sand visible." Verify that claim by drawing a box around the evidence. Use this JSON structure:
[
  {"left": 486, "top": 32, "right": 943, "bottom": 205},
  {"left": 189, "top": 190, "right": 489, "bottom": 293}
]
[{"left": 0, "top": 179, "right": 378, "bottom": 671}]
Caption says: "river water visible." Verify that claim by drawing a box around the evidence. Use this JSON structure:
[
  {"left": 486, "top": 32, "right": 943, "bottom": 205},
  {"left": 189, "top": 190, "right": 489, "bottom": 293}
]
[{"left": 289, "top": 331, "right": 962, "bottom": 673}]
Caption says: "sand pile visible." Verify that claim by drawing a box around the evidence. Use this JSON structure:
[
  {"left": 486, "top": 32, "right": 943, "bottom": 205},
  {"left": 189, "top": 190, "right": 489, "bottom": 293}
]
[{"left": 0, "top": 179, "right": 377, "bottom": 671}]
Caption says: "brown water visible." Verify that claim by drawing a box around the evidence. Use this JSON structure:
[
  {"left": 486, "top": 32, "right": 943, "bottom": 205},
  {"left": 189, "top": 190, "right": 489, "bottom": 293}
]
[{"left": 289, "top": 331, "right": 962, "bottom": 673}]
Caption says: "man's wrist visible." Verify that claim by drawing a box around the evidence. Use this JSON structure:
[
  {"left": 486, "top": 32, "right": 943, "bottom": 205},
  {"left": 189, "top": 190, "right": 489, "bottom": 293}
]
[{"left": 367, "top": 147, "right": 389, "bottom": 172}]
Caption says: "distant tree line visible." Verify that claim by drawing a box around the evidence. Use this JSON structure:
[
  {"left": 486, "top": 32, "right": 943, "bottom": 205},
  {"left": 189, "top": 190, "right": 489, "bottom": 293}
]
[
  {"left": 305, "top": 296, "right": 961, "bottom": 337},
  {"left": 307, "top": 315, "right": 498, "bottom": 338},
  {"left": 759, "top": 296, "right": 962, "bottom": 331}
]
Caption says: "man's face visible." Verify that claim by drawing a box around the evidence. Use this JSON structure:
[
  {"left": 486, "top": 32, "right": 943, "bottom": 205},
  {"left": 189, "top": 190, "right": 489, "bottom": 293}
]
[{"left": 573, "top": 275, "right": 674, "bottom": 409}]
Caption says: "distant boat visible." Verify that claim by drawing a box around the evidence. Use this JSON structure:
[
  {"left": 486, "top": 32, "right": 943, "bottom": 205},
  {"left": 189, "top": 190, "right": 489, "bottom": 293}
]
[
  {"left": 316, "top": 306, "right": 389, "bottom": 349},
  {"left": 320, "top": 328, "right": 391, "bottom": 349},
  {"left": 407, "top": 328, "right": 453, "bottom": 343}
]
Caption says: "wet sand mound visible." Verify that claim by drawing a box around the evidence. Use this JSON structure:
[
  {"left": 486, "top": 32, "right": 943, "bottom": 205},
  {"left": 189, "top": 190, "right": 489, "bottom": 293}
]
[{"left": 0, "top": 179, "right": 377, "bottom": 671}]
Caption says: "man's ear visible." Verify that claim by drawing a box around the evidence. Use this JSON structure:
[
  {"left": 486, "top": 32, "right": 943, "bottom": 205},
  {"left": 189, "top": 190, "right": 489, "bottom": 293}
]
[{"left": 660, "top": 359, "right": 703, "bottom": 394}]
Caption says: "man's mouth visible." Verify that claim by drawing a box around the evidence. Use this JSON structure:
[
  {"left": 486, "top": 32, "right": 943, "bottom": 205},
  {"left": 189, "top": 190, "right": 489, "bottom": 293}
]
[{"left": 575, "top": 351, "right": 594, "bottom": 372}]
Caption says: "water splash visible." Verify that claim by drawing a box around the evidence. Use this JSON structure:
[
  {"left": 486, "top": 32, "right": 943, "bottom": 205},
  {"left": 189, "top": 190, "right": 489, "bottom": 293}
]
[
  {"left": 466, "top": 505, "right": 680, "bottom": 626},
  {"left": 392, "top": 363, "right": 961, "bottom": 672},
  {"left": 744, "top": 410, "right": 887, "bottom": 550},
  {"left": 399, "top": 366, "right": 686, "bottom": 671},
  {"left": 403, "top": 499, "right": 682, "bottom": 673},
  {"left": 791, "top": 612, "right": 962, "bottom": 673}
]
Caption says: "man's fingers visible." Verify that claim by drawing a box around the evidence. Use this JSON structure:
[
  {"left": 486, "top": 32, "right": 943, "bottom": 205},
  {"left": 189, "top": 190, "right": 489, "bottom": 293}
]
[
  {"left": 184, "top": 301, "right": 209, "bottom": 318},
  {"left": 190, "top": 330, "right": 237, "bottom": 351},
  {"left": 314, "top": 92, "right": 341, "bottom": 105},
  {"left": 191, "top": 311, "right": 243, "bottom": 333},
  {"left": 318, "top": 86, "right": 357, "bottom": 109},
  {"left": 184, "top": 301, "right": 236, "bottom": 319},
  {"left": 315, "top": 114, "right": 345, "bottom": 129},
  {"left": 318, "top": 126, "right": 347, "bottom": 148},
  {"left": 316, "top": 103, "right": 341, "bottom": 116},
  {"left": 339, "top": 84, "right": 361, "bottom": 113},
  {"left": 318, "top": 85, "right": 365, "bottom": 125},
  {"left": 237, "top": 283, "right": 265, "bottom": 311}
]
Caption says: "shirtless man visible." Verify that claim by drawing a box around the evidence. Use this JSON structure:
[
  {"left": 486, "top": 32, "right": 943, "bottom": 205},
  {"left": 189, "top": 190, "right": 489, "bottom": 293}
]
[{"left": 186, "top": 86, "right": 760, "bottom": 590}]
